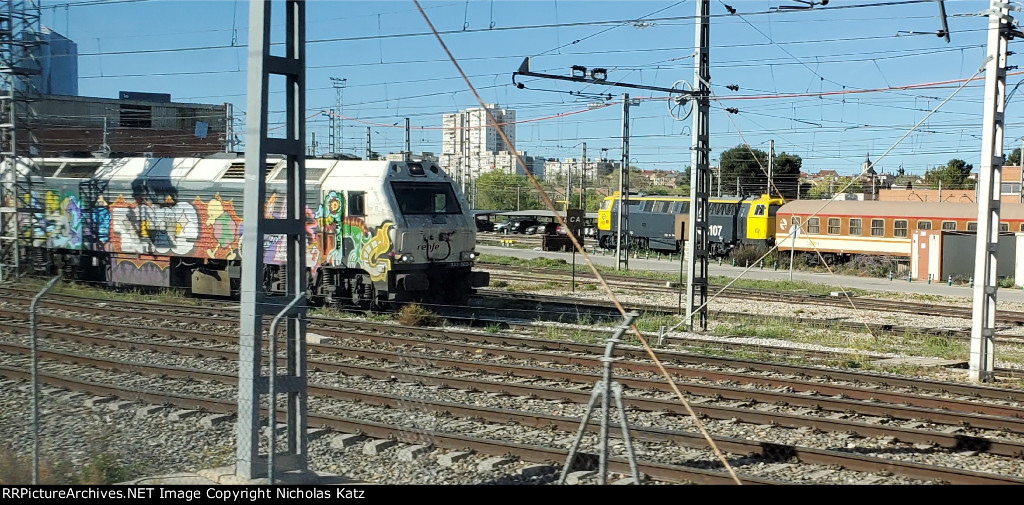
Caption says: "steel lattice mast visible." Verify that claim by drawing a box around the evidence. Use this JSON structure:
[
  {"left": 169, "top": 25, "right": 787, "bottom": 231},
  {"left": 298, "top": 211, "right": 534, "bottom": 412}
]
[
  {"left": 237, "top": 0, "right": 309, "bottom": 480},
  {"left": 0, "top": 0, "right": 42, "bottom": 281}
]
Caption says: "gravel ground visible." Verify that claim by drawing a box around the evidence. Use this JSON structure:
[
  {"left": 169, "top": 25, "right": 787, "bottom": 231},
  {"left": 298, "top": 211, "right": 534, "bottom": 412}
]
[
  {"left": 3, "top": 321, "right": 1023, "bottom": 485},
  {"left": 2, "top": 276, "right": 1023, "bottom": 485}
]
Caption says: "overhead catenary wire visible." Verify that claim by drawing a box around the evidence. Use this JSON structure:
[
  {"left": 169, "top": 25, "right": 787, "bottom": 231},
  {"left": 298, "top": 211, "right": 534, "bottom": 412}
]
[
  {"left": 412, "top": 0, "right": 743, "bottom": 486},
  {"left": 666, "top": 55, "right": 987, "bottom": 335},
  {"left": 57, "top": 2, "right": 1001, "bottom": 177}
]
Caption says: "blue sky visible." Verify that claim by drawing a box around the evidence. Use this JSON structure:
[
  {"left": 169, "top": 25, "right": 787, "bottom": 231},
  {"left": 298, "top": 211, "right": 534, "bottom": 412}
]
[{"left": 40, "top": 0, "right": 1017, "bottom": 176}]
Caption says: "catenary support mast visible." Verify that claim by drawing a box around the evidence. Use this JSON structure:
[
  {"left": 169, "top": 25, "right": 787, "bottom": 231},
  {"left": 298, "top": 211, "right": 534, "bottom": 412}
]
[
  {"left": 685, "top": 0, "right": 711, "bottom": 331},
  {"left": 238, "top": 0, "right": 309, "bottom": 479},
  {"left": 970, "top": 0, "right": 1011, "bottom": 382}
]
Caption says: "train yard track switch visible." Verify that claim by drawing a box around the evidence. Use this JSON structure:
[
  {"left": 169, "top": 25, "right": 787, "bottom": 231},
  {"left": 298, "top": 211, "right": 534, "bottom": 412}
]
[{"left": 558, "top": 313, "right": 641, "bottom": 485}]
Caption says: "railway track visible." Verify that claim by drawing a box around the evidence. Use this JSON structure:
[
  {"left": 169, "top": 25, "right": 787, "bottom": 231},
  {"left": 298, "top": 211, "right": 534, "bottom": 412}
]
[
  {"left": 3, "top": 336, "right": 1022, "bottom": 484},
  {"left": 0, "top": 282, "right": 1019, "bottom": 381},
  {"left": 3, "top": 283, "right": 1023, "bottom": 382},
  {"left": 3, "top": 300, "right": 1024, "bottom": 483},
  {"left": 0, "top": 286, "right": 925, "bottom": 369}
]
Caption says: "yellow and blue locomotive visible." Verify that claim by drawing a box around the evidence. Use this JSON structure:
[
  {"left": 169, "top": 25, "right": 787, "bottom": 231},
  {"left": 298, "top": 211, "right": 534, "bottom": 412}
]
[{"left": 596, "top": 192, "right": 784, "bottom": 256}]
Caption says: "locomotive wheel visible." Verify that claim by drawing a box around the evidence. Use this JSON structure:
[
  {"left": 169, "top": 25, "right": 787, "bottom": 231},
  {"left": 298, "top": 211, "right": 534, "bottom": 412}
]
[{"left": 350, "top": 274, "right": 375, "bottom": 310}]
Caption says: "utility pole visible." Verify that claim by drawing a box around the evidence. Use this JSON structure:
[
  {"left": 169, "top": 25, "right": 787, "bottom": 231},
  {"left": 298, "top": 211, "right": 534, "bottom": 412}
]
[
  {"left": 971, "top": 0, "right": 1011, "bottom": 383},
  {"left": 330, "top": 77, "right": 346, "bottom": 154},
  {"left": 365, "top": 127, "right": 371, "bottom": 160},
  {"left": 767, "top": 139, "right": 774, "bottom": 195},
  {"left": 716, "top": 166, "right": 721, "bottom": 197},
  {"left": 615, "top": 93, "right": 632, "bottom": 272},
  {"left": 509, "top": 55, "right": 698, "bottom": 267},
  {"left": 101, "top": 118, "right": 110, "bottom": 156},
  {"left": 404, "top": 117, "right": 411, "bottom": 160},
  {"left": 326, "top": 111, "right": 335, "bottom": 155},
  {"left": 580, "top": 142, "right": 587, "bottom": 209},
  {"left": 685, "top": 0, "right": 711, "bottom": 331},
  {"left": 566, "top": 157, "right": 572, "bottom": 212},
  {"left": 226, "top": 103, "right": 235, "bottom": 152}
]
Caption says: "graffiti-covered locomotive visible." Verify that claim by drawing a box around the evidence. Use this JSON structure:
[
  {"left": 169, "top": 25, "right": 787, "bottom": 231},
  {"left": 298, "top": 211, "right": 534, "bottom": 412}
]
[{"left": 5, "top": 154, "right": 488, "bottom": 307}]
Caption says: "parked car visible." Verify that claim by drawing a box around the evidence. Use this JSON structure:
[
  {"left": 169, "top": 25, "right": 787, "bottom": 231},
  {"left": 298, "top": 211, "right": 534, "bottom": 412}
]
[
  {"left": 507, "top": 217, "right": 541, "bottom": 234},
  {"left": 475, "top": 216, "right": 495, "bottom": 232}
]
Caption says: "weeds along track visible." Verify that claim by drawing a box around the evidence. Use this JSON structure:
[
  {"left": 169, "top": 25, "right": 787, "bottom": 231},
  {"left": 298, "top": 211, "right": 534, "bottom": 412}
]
[
  {"left": 482, "top": 264, "right": 1024, "bottom": 326},
  {"left": 479, "top": 267, "right": 1024, "bottom": 349}
]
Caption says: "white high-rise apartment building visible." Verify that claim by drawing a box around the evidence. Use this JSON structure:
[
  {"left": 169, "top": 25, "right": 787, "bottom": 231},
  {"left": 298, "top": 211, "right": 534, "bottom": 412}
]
[{"left": 441, "top": 104, "right": 516, "bottom": 181}]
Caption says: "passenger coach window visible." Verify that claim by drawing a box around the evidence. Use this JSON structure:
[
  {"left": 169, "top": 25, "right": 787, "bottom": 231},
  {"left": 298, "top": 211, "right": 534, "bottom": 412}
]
[
  {"left": 807, "top": 218, "right": 820, "bottom": 234},
  {"left": 348, "top": 192, "right": 365, "bottom": 217},
  {"left": 917, "top": 220, "right": 932, "bottom": 230},
  {"left": 894, "top": 220, "right": 908, "bottom": 237},
  {"left": 1000, "top": 222, "right": 1009, "bottom": 232},
  {"left": 849, "top": 218, "right": 862, "bottom": 235},
  {"left": 827, "top": 218, "right": 840, "bottom": 235},
  {"left": 942, "top": 221, "right": 957, "bottom": 231},
  {"left": 967, "top": 222, "right": 978, "bottom": 231},
  {"left": 871, "top": 219, "right": 884, "bottom": 236}
]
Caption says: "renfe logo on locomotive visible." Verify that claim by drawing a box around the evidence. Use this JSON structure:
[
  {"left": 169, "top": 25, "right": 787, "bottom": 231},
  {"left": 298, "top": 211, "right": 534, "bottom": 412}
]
[{"left": 418, "top": 242, "right": 441, "bottom": 253}]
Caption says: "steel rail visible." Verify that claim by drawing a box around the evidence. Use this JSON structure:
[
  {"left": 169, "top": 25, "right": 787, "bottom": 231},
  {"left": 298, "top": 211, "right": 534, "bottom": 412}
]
[{"left": 2, "top": 347, "right": 1021, "bottom": 485}]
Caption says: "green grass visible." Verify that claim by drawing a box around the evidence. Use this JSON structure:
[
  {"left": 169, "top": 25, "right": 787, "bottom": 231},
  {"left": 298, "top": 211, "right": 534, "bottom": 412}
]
[
  {"left": 633, "top": 312, "right": 684, "bottom": 334},
  {"left": 479, "top": 254, "right": 867, "bottom": 297}
]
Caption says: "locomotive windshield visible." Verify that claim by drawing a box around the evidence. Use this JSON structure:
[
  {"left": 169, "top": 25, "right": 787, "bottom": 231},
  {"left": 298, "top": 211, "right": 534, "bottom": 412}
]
[{"left": 391, "top": 181, "right": 463, "bottom": 215}]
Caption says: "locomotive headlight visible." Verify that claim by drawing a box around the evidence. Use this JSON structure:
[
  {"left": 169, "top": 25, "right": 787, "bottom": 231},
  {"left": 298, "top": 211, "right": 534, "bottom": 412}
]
[
  {"left": 461, "top": 251, "right": 478, "bottom": 261},
  {"left": 389, "top": 251, "right": 414, "bottom": 263}
]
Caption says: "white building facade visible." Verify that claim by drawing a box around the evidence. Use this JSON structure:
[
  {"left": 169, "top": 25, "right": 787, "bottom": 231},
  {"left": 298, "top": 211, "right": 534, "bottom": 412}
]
[{"left": 442, "top": 104, "right": 528, "bottom": 182}]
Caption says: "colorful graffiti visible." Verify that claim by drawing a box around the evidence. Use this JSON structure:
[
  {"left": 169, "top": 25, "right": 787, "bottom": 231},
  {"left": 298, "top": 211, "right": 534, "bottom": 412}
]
[
  {"left": 43, "top": 190, "right": 83, "bottom": 249},
  {"left": 261, "top": 192, "right": 321, "bottom": 269},
  {"left": 26, "top": 188, "right": 408, "bottom": 281},
  {"left": 109, "top": 196, "right": 200, "bottom": 255},
  {"left": 31, "top": 191, "right": 244, "bottom": 260},
  {"left": 357, "top": 221, "right": 393, "bottom": 281},
  {"left": 196, "top": 195, "right": 242, "bottom": 260},
  {"left": 318, "top": 189, "right": 393, "bottom": 281}
]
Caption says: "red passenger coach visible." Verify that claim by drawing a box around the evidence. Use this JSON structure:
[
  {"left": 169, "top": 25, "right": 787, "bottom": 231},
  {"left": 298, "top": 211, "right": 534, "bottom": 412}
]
[{"left": 775, "top": 200, "right": 1024, "bottom": 260}]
